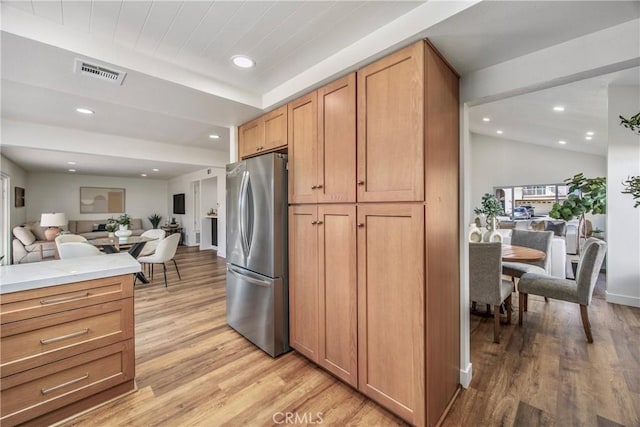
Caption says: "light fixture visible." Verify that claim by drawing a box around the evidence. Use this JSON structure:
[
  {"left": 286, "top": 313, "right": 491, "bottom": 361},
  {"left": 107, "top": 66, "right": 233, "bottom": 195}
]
[
  {"left": 40, "top": 212, "right": 67, "bottom": 240},
  {"left": 141, "top": 173, "right": 147, "bottom": 177},
  {"left": 231, "top": 55, "right": 255, "bottom": 68},
  {"left": 75, "top": 108, "right": 94, "bottom": 115},
  {"left": 496, "top": 130, "right": 503, "bottom": 134},
  {"left": 482, "top": 117, "right": 491, "bottom": 122},
  {"left": 586, "top": 131, "right": 594, "bottom": 136},
  {"left": 67, "top": 161, "right": 76, "bottom": 165},
  {"left": 558, "top": 140, "right": 567, "bottom": 145},
  {"left": 585, "top": 136, "right": 593, "bottom": 140},
  {"left": 553, "top": 106, "right": 565, "bottom": 112},
  {"left": 68, "top": 169, "right": 76, "bottom": 172},
  {"left": 152, "top": 168, "right": 159, "bottom": 172},
  {"left": 209, "top": 134, "right": 220, "bottom": 139}
]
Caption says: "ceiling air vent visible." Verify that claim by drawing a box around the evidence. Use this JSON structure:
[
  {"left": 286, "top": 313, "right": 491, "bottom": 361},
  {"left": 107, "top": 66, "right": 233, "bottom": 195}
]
[{"left": 74, "top": 59, "right": 126, "bottom": 85}]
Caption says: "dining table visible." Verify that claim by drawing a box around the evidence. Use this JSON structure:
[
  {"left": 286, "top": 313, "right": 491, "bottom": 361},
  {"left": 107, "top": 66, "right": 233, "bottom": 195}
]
[
  {"left": 501, "top": 243, "right": 546, "bottom": 262},
  {"left": 88, "top": 236, "right": 156, "bottom": 284}
]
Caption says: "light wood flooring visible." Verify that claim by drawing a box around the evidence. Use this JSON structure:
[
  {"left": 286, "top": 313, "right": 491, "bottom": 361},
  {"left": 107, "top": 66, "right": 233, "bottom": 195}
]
[{"left": 61, "top": 247, "right": 639, "bottom": 427}]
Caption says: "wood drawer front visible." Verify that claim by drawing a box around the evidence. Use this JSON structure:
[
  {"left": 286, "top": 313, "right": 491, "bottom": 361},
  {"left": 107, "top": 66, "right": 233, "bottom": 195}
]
[
  {"left": 1, "top": 300, "right": 133, "bottom": 377},
  {"left": 1, "top": 340, "right": 134, "bottom": 426},
  {"left": 1, "top": 275, "right": 133, "bottom": 324}
]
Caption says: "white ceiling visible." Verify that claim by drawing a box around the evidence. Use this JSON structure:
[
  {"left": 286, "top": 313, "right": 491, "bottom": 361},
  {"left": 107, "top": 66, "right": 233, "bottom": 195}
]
[{"left": 1, "top": 1, "right": 639, "bottom": 177}]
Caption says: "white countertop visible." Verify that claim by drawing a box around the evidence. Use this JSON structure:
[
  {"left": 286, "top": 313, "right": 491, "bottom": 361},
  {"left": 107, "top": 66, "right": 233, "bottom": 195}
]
[{"left": 0, "top": 253, "right": 141, "bottom": 294}]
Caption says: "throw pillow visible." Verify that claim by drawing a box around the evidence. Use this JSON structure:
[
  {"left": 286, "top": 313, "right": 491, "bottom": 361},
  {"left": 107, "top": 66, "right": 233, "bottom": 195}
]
[
  {"left": 13, "top": 226, "right": 36, "bottom": 246},
  {"left": 92, "top": 224, "right": 107, "bottom": 232},
  {"left": 545, "top": 221, "right": 567, "bottom": 236}
]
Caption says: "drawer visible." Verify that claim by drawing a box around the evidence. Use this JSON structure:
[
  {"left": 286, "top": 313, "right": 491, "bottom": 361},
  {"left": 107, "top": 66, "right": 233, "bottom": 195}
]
[
  {"left": 1, "top": 300, "right": 133, "bottom": 377},
  {"left": 1, "top": 339, "right": 134, "bottom": 426},
  {"left": 1, "top": 275, "right": 134, "bottom": 324}
]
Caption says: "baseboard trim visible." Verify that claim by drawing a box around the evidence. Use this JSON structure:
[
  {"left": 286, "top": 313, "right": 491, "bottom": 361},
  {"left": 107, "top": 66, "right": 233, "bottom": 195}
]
[
  {"left": 605, "top": 291, "right": 640, "bottom": 308},
  {"left": 460, "top": 362, "right": 472, "bottom": 388}
]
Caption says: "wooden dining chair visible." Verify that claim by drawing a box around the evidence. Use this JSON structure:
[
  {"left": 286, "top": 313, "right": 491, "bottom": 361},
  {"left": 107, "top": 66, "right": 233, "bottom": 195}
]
[
  {"left": 469, "top": 242, "right": 515, "bottom": 343},
  {"left": 518, "top": 238, "right": 607, "bottom": 342}
]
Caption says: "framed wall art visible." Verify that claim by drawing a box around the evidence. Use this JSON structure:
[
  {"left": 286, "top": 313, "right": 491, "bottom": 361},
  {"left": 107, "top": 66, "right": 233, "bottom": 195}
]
[
  {"left": 80, "top": 187, "right": 125, "bottom": 214},
  {"left": 14, "top": 187, "right": 25, "bottom": 207}
]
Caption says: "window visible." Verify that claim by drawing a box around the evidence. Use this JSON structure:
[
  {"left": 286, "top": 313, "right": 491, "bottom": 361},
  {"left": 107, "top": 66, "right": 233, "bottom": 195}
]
[{"left": 493, "top": 183, "right": 567, "bottom": 220}]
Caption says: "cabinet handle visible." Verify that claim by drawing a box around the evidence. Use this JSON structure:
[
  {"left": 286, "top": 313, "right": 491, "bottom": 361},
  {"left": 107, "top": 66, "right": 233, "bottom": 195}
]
[
  {"left": 357, "top": 180, "right": 365, "bottom": 185},
  {"left": 40, "top": 292, "right": 89, "bottom": 305},
  {"left": 40, "top": 328, "right": 90, "bottom": 344},
  {"left": 311, "top": 221, "right": 318, "bottom": 225},
  {"left": 311, "top": 185, "right": 317, "bottom": 189},
  {"left": 316, "top": 184, "right": 323, "bottom": 189},
  {"left": 317, "top": 221, "right": 323, "bottom": 225},
  {"left": 357, "top": 223, "right": 364, "bottom": 228},
  {"left": 41, "top": 373, "right": 89, "bottom": 395}
]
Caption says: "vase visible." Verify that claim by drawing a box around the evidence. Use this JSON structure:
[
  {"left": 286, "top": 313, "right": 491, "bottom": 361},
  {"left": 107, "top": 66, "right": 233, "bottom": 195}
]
[
  {"left": 115, "top": 225, "right": 132, "bottom": 238},
  {"left": 468, "top": 223, "right": 483, "bottom": 242},
  {"left": 483, "top": 216, "right": 503, "bottom": 243}
]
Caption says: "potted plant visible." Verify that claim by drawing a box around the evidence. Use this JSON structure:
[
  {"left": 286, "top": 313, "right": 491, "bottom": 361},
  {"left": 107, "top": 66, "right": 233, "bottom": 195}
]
[
  {"left": 622, "top": 176, "right": 640, "bottom": 208},
  {"left": 474, "top": 193, "right": 502, "bottom": 228},
  {"left": 106, "top": 218, "right": 118, "bottom": 237},
  {"left": 148, "top": 213, "right": 162, "bottom": 229},
  {"left": 117, "top": 213, "right": 132, "bottom": 230}
]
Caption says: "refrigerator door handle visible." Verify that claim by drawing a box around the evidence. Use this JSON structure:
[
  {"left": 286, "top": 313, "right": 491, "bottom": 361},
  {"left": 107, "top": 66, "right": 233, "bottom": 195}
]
[
  {"left": 227, "top": 264, "right": 272, "bottom": 287},
  {"left": 238, "top": 171, "right": 250, "bottom": 258}
]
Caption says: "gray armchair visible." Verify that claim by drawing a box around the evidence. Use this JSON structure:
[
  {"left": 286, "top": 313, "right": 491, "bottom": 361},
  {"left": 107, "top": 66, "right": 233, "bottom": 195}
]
[
  {"left": 470, "top": 242, "right": 515, "bottom": 343},
  {"left": 518, "top": 238, "right": 607, "bottom": 343}
]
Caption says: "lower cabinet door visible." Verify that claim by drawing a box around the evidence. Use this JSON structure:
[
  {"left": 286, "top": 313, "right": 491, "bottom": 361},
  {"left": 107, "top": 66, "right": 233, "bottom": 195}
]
[
  {"left": 0, "top": 340, "right": 134, "bottom": 426},
  {"left": 357, "top": 203, "right": 425, "bottom": 425},
  {"left": 318, "top": 205, "right": 357, "bottom": 387},
  {"left": 288, "top": 205, "right": 319, "bottom": 361}
]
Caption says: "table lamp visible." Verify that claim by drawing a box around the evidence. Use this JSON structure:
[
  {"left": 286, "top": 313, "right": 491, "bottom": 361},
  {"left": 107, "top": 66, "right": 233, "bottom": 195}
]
[{"left": 40, "top": 212, "right": 67, "bottom": 241}]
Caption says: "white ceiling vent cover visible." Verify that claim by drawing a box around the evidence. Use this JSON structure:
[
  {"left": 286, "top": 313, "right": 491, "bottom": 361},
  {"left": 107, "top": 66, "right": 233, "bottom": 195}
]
[{"left": 74, "top": 59, "right": 126, "bottom": 85}]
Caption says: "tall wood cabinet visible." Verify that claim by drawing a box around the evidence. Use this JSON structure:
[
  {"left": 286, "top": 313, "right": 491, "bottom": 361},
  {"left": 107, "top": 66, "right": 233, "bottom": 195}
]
[
  {"left": 289, "top": 73, "right": 356, "bottom": 204},
  {"left": 288, "top": 40, "right": 459, "bottom": 427}
]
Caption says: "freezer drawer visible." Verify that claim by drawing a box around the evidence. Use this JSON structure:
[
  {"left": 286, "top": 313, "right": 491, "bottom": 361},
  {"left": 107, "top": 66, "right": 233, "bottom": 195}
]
[{"left": 226, "top": 264, "right": 289, "bottom": 357}]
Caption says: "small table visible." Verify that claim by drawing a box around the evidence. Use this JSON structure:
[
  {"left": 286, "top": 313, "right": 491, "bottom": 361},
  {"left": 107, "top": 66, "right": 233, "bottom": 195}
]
[
  {"left": 161, "top": 226, "right": 183, "bottom": 245},
  {"left": 502, "top": 244, "right": 545, "bottom": 262},
  {"left": 89, "top": 236, "right": 156, "bottom": 283}
]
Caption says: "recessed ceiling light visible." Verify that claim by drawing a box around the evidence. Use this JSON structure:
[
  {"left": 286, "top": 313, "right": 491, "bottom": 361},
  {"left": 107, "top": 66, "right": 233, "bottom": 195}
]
[
  {"left": 558, "top": 140, "right": 567, "bottom": 145},
  {"left": 152, "top": 168, "right": 159, "bottom": 172},
  {"left": 209, "top": 134, "right": 220, "bottom": 139},
  {"left": 553, "top": 106, "right": 565, "bottom": 112},
  {"left": 585, "top": 136, "right": 593, "bottom": 140},
  {"left": 68, "top": 169, "right": 76, "bottom": 172},
  {"left": 141, "top": 173, "right": 147, "bottom": 177},
  {"left": 586, "top": 131, "right": 594, "bottom": 136},
  {"left": 496, "top": 130, "right": 503, "bottom": 134},
  {"left": 67, "top": 161, "right": 76, "bottom": 165},
  {"left": 482, "top": 117, "right": 491, "bottom": 122},
  {"left": 231, "top": 55, "right": 255, "bottom": 68},
  {"left": 75, "top": 108, "right": 94, "bottom": 115}
]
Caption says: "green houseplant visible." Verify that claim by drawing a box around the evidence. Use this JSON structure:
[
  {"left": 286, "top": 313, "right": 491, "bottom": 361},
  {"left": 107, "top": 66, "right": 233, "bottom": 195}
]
[
  {"left": 148, "top": 213, "right": 162, "bottom": 229},
  {"left": 619, "top": 112, "right": 640, "bottom": 135},
  {"left": 619, "top": 112, "right": 640, "bottom": 208},
  {"left": 116, "top": 213, "right": 132, "bottom": 228},
  {"left": 474, "top": 193, "right": 503, "bottom": 231}
]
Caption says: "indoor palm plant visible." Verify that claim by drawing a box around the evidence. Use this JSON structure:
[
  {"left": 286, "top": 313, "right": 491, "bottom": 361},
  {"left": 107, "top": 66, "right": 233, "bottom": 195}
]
[{"left": 148, "top": 213, "right": 162, "bottom": 229}]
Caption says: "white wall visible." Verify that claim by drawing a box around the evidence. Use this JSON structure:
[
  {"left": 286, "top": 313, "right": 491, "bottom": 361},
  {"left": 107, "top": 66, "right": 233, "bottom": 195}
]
[
  {"left": 26, "top": 172, "right": 169, "bottom": 228},
  {"left": 606, "top": 85, "right": 640, "bottom": 307},
  {"left": 470, "top": 133, "right": 607, "bottom": 230},
  {"left": 169, "top": 167, "right": 226, "bottom": 258},
  {"left": 0, "top": 154, "right": 27, "bottom": 228}
]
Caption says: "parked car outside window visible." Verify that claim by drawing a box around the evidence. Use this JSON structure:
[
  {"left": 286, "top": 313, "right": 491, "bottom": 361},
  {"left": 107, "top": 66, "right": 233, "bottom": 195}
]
[
  {"left": 513, "top": 207, "right": 531, "bottom": 219},
  {"left": 520, "top": 204, "right": 535, "bottom": 216}
]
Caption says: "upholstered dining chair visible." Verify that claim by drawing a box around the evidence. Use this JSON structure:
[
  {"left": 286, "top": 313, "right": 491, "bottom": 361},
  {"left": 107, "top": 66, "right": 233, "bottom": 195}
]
[
  {"left": 469, "top": 242, "right": 515, "bottom": 343},
  {"left": 55, "top": 234, "right": 88, "bottom": 257},
  {"left": 518, "top": 238, "right": 607, "bottom": 343},
  {"left": 502, "top": 229, "right": 554, "bottom": 284},
  {"left": 137, "top": 229, "right": 166, "bottom": 257},
  {"left": 137, "top": 233, "right": 181, "bottom": 287},
  {"left": 58, "top": 241, "right": 103, "bottom": 259}
]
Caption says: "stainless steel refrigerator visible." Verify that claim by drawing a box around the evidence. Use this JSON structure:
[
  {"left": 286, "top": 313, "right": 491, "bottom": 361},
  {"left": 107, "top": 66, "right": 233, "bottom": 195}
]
[{"left": 225, "top": 153, "right": 290, "bottom": 357}]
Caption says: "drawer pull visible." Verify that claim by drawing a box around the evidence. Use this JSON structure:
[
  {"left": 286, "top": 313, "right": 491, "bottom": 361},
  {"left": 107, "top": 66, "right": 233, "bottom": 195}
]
[
  {"left": 40, "top": 328, "right": 90, "bottom": 344},
  {"left": 40, "top": 292, "right": 89, "bottom": 305},
  {"left": 41, "top": 373, "right": 89, "bottom": 395}
]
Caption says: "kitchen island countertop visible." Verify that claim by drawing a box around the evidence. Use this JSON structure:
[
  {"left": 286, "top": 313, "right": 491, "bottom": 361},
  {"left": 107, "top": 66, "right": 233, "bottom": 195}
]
[{"left": 0, "top": 253, "right": 140, "bottom": 294}]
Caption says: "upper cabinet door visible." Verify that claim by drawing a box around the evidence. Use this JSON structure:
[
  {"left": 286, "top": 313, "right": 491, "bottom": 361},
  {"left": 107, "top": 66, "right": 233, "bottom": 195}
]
[
  {"left": 238, "top": 118, "right": 264, "bottom": 159},
  {"left": 263, "top": 105, "right": 288, "bottom": 151},
  {"left": 317, "top": 73, "right": 356, "bottom": 203},
  {"left": 288, "top": 92, "right": 318, "bottom": 204},
  {"left": 357, "top": 41, "right": 424, "bottom": 202}
]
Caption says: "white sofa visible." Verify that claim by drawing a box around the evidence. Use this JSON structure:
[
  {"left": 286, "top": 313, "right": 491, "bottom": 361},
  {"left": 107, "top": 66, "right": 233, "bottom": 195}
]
[
  {"left": 12, "top": 221, "right": 57, "bottom": 264},
  {"left": 499, "top": 229, "right": 566, "bottom": 279}
]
